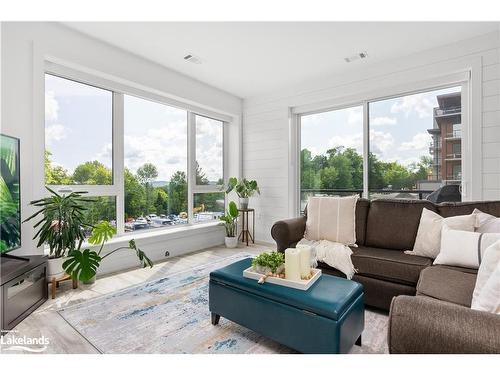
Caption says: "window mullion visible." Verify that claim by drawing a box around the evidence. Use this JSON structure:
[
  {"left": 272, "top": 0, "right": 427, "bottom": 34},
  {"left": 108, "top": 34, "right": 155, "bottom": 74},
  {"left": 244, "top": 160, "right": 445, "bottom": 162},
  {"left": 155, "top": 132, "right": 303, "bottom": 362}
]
[
  {"left": 187, "top": 112, "right": 196, "bottom": 223},
  {"left": 363, "top": 101, "right": 369, "bottom": 199},
  {"left": 113, "top": 92, "right": 125, "bottom": 235},
  {"left": 223, "top": 120, "right": 228, "bottom": 211}
]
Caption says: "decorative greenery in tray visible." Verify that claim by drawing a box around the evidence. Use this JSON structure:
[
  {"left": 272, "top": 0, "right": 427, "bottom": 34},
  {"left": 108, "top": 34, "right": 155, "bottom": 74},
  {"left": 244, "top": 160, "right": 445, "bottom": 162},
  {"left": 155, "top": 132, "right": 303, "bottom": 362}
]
[{"left": 252, "top": 251, "right": 285, "bottom": 275}]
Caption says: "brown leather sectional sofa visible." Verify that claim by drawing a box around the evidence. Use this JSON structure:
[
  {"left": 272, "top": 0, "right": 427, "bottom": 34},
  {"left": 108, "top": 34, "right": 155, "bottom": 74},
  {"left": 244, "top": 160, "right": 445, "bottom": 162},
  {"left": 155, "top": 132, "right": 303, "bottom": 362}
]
[{"left": 271, "top": 198, "right": 500, "bottom": 353}]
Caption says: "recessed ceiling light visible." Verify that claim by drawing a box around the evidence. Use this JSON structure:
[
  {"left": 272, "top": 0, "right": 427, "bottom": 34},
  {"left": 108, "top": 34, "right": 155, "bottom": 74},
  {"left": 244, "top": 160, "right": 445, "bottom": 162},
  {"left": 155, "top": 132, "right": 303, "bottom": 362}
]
[
  {"left": 184, "top": 54, "right": 202, "bottom": 64},
  {"left": 344, "top": 51, "right": 368, "bottom": 63}
]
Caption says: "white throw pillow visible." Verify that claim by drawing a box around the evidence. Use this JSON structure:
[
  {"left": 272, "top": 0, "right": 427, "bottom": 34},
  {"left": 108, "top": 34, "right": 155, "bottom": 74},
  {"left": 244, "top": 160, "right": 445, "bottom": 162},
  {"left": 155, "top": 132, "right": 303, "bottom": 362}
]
[
  {"left": 473, "top": 208, "right": 500, "bottom": 233},
  {"left": 305, "top": 196, "right": 357, "bottom": 245},
  {"left": 471, "top": 240, "right": 500, "bottom": 314},
  {"left": 405, "top": 208, "right": 477, "bottom": 259},
  {"left": 433, "top": 226, "right": 500, "bottom": 268}
]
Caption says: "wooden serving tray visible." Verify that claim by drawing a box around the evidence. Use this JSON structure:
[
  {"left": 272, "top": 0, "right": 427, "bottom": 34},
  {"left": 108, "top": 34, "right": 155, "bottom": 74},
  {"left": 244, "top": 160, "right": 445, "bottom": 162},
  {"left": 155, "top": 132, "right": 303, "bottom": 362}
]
[{"left": 242, "top": 267, "right": 322, "bottom": 290}]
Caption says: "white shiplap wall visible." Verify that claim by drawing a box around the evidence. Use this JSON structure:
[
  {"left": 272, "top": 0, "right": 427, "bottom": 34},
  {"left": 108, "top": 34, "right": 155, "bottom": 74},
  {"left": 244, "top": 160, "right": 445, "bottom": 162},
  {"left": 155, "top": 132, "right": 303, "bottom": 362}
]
[{"left": 243, "top": 30, "right": 500, "bottom": 243}]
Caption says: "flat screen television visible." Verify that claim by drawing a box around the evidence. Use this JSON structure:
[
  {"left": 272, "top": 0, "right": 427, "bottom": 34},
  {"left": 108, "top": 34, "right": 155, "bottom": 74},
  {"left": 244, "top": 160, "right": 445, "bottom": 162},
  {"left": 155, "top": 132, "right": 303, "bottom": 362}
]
[{"left": 0, "top": 134, "right": 21, "bottom": 253}]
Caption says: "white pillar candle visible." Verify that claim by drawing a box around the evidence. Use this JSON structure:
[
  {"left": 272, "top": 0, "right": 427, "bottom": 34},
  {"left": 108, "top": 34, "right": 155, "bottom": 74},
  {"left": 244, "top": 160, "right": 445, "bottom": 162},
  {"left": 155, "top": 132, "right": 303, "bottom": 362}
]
[
  {"left": 297, "top": 245, "right": 312, "bottom": 279},
  {"left": 284, "top": 248, "right": 301, "bottom": 281}
]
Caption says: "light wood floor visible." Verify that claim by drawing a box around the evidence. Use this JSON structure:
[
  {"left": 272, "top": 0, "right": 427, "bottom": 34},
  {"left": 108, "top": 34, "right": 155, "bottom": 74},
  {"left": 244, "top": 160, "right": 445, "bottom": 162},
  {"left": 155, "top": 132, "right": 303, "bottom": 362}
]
[{"left": 2, "top": 244, "right": 267, "bottom": 354}]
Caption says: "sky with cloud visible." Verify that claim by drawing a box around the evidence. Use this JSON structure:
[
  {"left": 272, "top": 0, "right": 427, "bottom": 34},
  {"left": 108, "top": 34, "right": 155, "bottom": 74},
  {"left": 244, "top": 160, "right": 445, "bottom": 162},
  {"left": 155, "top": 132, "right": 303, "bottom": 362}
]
[
  {"left": 301, "top": 86, "right": 461, "bottom": 168},
  {"left": 45, "top": 74, "right": 113, "bottom": 173},
  {"left": 45, "top": 75, "right": 223, "bottom": 183}
]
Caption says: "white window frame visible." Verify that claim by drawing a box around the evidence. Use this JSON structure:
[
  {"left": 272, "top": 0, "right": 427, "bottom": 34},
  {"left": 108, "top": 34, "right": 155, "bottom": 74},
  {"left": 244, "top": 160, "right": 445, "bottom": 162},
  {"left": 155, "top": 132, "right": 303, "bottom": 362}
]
[
  {"left": 189, "top": 113, "right": 227, "bottom": 222},
  {"left": 44, "top": 62, "right": 230, "bottom": 236},
  {"left": 292, "top": 70, "right": 475, "bottom": 215}
]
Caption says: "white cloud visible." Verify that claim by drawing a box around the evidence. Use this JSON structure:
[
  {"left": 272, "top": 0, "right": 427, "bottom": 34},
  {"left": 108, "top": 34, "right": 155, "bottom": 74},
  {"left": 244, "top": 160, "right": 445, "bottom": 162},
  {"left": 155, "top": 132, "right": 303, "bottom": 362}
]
[
  {"left": 95, "top": 143, "right": 112, "bottom": 162},
  {"left": 399, "top": 132, "right": 431, "bottom": 151},
  {"left": 371, "top": 116, "right": 397, "bottom": 126},
  {"left": 45, "top": 91, "right": 59, "bottom": 122},
  {"left": 306, "top": 146, "right": 321, "bottom": 157},
  {"left": 328, "top": 133, "right": 363, "bottom": 154},
  {"left": 402, "top": 157, "right": 423, "bottom": 169},
  {"left": 106, "top": 119, "right": 221, "bottom": 182},
  {"left": 385, "top": 156, "right": 421, "bottom": 167},
  {"left": 194, "top": 117, "right": 223, "bottom": 182},
  {"left": 390, "top": 93, "right": 436, "bottom": 119},
  {"left": 327, "top": 129, "right": 395, "bottom": 157},
  {"left": 45, "top": 124, "right": 67, "bottom": 146},
  {"left": 122, "top": 125, "right": 188, "bottom": 181},
  {"left": 369, "top": 130, "right": 395, "bottom": 155},
  {"left": 347, "top": 107, "right": 363, "bottom": 125}
]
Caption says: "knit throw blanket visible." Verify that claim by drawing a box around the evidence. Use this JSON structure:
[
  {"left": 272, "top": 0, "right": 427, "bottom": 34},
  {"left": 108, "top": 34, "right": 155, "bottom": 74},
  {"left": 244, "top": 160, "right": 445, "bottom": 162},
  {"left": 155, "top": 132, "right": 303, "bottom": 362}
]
[{"left": 297, "top": 238, "right": 357, "bottom": 279}]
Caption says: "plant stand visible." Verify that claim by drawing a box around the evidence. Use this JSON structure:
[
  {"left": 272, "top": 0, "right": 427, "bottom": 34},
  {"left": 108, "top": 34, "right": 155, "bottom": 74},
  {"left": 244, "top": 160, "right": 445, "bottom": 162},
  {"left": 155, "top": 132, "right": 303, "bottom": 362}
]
[
  {"left": 237, "top": 208, "right": 255, "bottom": 246},
  {"left": 48, "top": 274, "right": 78, "bottom": 299}
]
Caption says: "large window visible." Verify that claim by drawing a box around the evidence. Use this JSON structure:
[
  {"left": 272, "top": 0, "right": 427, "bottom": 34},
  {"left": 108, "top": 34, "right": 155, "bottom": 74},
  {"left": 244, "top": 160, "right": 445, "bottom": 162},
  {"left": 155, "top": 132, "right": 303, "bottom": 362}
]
[
  {"left": 124, "top": 95, "right": 188, "bottom": 231},
  {"left": 44, "top": 71, "right": 228, "bottom": 234},
  {"left": 192, "top": 115, "right": 225, "bottom": 223},
  {"left": 368, "top": 87, "right": 461, "bottom": 199},
  {"left": 45, "top": 74, "right": 113, "bottom": 185},
  {"left": 299, "top": 85, "right": 463, "bottom": 207},
  {"left": 195, "top": 115, "right": 223, "bottom": 186},
  {"left": 300, "top": 105, "right": 363, "bottom": 211}
]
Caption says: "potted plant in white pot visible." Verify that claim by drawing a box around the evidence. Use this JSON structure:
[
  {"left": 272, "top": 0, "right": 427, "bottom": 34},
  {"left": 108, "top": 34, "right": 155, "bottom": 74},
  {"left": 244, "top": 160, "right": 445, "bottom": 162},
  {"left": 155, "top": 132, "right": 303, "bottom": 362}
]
[
  {"left": 24, "top": 187, "right": 92, "bottom": 280},
  {"left": 225, "top": 177, "right": 260, "bottom": 210},
  {"left": 220, "top": 201, "right": 238, "bottom": 248}
]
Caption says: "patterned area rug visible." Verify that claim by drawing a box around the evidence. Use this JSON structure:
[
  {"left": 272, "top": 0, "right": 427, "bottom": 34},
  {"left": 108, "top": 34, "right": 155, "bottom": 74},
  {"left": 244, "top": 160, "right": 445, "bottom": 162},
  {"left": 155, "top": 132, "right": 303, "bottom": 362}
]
[{"left": 58, "top": 253, "right": 388, "bottom": 354}]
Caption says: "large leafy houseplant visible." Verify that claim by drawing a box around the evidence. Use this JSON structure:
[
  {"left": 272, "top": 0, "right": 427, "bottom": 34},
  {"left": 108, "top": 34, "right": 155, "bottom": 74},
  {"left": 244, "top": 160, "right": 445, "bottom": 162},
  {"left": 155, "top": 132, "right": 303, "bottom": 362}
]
[
  {"left": 24, "top": 187, "right": 92, "bottom": 259},
  {"left": 225, "top": 177, "right": 260, "bottom": 209},
  {"left": 63, "top": 221, "right": 153, "bottom": 282}
]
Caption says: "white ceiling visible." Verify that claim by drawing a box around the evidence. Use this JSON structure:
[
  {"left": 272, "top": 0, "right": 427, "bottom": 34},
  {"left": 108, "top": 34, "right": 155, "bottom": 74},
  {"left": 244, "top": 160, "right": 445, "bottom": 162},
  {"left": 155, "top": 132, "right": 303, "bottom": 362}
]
[{"left": 64, "top": 22, "right": 499, "bottom": 98}]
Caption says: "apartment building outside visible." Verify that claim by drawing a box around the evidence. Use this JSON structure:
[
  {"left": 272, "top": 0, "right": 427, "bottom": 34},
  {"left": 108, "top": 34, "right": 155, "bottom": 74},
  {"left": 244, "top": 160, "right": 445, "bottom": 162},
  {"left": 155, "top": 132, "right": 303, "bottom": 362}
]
[{"left": 427, "top": 91, "right": 462, "bottom": 187}]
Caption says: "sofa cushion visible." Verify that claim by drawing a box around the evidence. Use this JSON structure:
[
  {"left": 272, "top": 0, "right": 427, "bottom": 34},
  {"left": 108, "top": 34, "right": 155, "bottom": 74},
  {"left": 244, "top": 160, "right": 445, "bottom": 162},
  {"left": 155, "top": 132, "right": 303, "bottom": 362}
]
[
  {"left": 365, "top": 199, "right": 437, "bottom": 250},
  {"left": 354, "top": 199, "right": 370, "bottom": 246},
  {"left": 317, "top": 262, "right": 417, "bottom": 310},
  {"left": 417, "top": 265, "right": 477, "bottom": 307},
  {"left": 437, "top": 201, "right": 500, "bottom": 218},
  {"left": 351, "top": 246, "right": 432, "bottom": 285}
]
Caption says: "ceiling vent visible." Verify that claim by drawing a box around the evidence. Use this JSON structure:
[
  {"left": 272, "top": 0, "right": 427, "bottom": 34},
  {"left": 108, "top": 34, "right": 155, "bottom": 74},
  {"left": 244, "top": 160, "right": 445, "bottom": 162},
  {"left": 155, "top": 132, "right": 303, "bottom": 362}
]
[
  {"left": 344, "top": 51, "right": 368, "bottom": 63},
  {"left": 184, "top": 54, "right": 202, "bottom": 64}
]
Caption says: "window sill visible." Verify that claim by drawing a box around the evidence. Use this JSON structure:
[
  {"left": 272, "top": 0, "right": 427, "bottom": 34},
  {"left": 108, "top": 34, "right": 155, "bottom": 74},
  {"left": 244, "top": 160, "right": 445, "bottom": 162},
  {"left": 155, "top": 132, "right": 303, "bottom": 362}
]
[
  {"left": 104, "top": 221, "right": 224, "bottom": 246},
  {"left": 43, "top": 221, "right": 224, "bottom": 255}
]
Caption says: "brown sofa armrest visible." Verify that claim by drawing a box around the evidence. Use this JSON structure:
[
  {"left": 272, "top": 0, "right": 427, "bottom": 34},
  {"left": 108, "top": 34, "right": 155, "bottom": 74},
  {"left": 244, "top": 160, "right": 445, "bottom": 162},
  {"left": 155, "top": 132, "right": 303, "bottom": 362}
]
[
  {"left": 271, "top": 216, "right": 307, "bottom": 251},
  {"left": 388, "top": 295, "right": 500, "bottom": 354}
]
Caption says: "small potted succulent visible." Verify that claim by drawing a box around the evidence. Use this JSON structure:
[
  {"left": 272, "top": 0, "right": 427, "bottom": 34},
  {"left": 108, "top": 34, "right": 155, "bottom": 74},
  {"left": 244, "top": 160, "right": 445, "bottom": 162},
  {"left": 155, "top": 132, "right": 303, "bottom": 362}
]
[
  {"left": 225, "top": 177, "right": 260, "bottom": 209},
  {"left": 252, "top": 251, "right": 285, "bottom": 275},
  {"left": 24, "top": 187, "right": 92, "bottom": 280},
  {"left": 219, "top": 201, "right": 238, "bottom": 248},
  {"left": 252, "top": 251, "right": 285, "bottom": 284}
]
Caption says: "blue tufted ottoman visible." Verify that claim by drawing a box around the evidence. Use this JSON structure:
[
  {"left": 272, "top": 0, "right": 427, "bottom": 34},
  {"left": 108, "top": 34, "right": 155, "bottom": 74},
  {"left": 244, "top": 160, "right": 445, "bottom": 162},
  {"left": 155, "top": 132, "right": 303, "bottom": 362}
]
[{"left": 209, "top": 258, "right": 364, "bottom": 354}]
